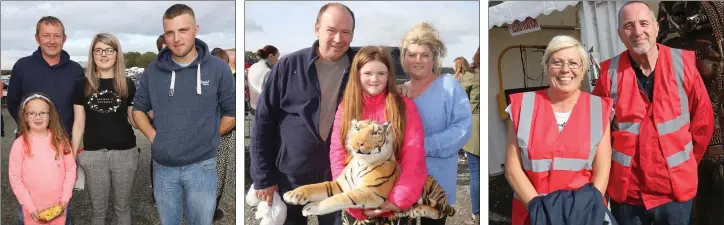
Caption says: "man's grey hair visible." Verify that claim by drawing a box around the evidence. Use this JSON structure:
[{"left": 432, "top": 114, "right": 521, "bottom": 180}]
[{"left": 617, "top": 1, "right": 657, "bottom": 29}]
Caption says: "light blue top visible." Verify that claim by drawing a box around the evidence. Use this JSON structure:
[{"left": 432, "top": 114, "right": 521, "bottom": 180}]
[{"left": 413, "top": 74, "right": 473, "bottom": 204}]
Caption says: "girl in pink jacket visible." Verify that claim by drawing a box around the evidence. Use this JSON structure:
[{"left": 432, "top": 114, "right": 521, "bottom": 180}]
[
  {"left": 329, "top": 46, "right": 427, "bottom": 224},
  {"left": 9, "top": 93, "right": 76, "bottom": 225}
]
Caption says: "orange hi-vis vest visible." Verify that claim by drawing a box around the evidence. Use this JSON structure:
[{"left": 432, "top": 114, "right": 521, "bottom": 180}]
[
  {"left": 598, "top": 44, "right": 699, "bottom": 204},
  {"left": 509, "top": 90, "right": 613, "bottom": 225}
]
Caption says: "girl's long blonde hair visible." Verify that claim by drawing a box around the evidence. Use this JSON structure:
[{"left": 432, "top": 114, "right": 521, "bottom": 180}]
[
  {"left": 17, "top": 92, "right": 72, "bottom": 159},
  {"left": 340, "top": 46, "right": 406, "bottom": 164},
  {"left": 85, "top": 33, "right": 129, "bottom": 99}
]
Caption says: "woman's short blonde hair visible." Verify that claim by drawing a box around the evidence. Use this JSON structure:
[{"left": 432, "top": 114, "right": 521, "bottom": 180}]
[
  {"left": 541, "top": 35, "right": 589, "bottom": 76},
  {"left": 401, "top": 22, "right": 447, "bottom": 75}
]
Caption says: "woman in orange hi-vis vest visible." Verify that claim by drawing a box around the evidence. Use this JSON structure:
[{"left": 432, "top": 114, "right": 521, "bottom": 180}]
[{"left": 505, "top": 35, "right": 614, "bottom": 225}]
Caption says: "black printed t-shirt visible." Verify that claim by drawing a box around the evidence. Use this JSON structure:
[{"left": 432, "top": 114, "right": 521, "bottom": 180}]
[{"left": 73, "top": 77, "right": 136, "bottom": 150}]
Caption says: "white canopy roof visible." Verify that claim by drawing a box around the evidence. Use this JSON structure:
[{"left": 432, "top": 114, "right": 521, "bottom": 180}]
[{"left": 488, "top": 1, "right": 580, "bottom": 29}]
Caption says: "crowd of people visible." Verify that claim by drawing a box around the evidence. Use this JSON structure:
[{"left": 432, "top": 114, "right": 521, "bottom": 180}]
[
  {"left": 4, "top": 3, "right": 236, "bottom": 225},
  {"left": 504, "top": 1, "right": 713, "bottom": 225},
  {"left": 245, "top": 2, "right": 480, "bottom": 225}
]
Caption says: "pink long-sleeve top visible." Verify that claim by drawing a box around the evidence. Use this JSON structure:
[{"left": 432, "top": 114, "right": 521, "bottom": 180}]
[
  {"left": 330, "top": 91, "right": 427, "bottom": 220},
  {"left": 9, "top": 133, "right": 76, "bottom": 225}
]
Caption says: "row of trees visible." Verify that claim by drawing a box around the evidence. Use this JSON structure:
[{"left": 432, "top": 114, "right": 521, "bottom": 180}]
[{"left": 124, "top": 52, "right": 158, "bottom": 68}]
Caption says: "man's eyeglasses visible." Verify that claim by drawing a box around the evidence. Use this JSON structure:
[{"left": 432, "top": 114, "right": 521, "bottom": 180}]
[
  {"left": 26, "top": 111, "right": 50, "bottom": 118},
  {"left": 93, "top": 48, "right": 116, "bottom": 55},
  {"left": 549, "top": 61, "right": 582, "bottom": 69}
]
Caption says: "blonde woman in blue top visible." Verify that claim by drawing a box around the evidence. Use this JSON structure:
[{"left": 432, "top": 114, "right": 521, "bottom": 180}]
[{"left": 393, "top": 22, "right": 473, "bottom": 225}]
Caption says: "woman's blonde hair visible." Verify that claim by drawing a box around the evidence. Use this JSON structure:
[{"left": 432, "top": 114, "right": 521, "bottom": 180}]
[
  {"left": 85, "top": 33, "right": 129, "bottom": 99},
  {"left": 541, "top": 35, "right": 589, "bottom": 76},
  {"left": 400, "top": 22, "right": 447, "bottom": 76}
]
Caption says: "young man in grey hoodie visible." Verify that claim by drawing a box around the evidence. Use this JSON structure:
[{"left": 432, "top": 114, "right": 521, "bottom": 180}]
[{"left": 132, "top": 4, "right": 236, "bottom": 225}]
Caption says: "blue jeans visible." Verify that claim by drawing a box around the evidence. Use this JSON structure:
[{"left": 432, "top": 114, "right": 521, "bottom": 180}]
[
  {"left": 610, "top": 199, "right": 693, "bottom": 225},
  {"left": 465, "top": 151, "right": 480, "bottom": 215},
  {"left": 18, "top": 205, "right": 72, "bottom": 225},
  {"left": 153, "top": 157, "right": 217, "bottom": 225}
]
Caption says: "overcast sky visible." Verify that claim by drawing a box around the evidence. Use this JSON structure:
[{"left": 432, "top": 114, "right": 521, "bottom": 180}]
[
  {"left": 245, "top": 1, "right": 480, "bottom": 68},
  {"left": 0, "top": 1, "right": 235, "bottom": 70}
]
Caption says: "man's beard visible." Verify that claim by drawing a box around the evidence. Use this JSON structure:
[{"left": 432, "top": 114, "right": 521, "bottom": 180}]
[{"left": 632, "top": 41, "right": 650, "bottom": 55}]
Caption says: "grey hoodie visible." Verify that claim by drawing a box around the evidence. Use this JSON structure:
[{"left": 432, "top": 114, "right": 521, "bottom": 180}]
[{"left": 133, "top": 38, "right": 236, "bottom": 167}]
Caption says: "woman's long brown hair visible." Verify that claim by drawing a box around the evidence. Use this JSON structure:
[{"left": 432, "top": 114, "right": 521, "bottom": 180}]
[
  {"left": 18, "top": 92, "right": 72, "bottom": 159},
  {"left": 340, "top": 46, "right": 406, "bottom": 164}
]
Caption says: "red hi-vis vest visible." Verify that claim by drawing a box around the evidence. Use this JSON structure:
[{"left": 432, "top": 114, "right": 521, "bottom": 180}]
[
  {"left": 508, "top": 90, "right": 613, "bottom": 225},
  {"left": 599, "top": 45, "right": 698, "bottom": 204}
]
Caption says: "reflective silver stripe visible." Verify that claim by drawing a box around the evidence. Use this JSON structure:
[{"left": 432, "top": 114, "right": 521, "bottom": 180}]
[
  {"left": 530, "top": 159, "right": 552, "bottom": 172},
  {"left": 612, "top": 148, "right": 632, "bottom": 167},
  {"left": 656, "top": 113, "right": 690, "bottom": 135},
  {"left": 656, "top": 48, "right": 690, "bottom": 136},
  {"left": 618, "top": 122, "right": 641, "bottom": 135},
  {"left": 666, "top": 141, "right": 693, "bottom": 168},
  {"left": 587, "top": 95, "right": 604, "bottom": 170},
  {"left": 609, "top": 55, "right": 620, "bottom": 106},
  {"left": 516, "top": 92, "right": 601, "bottom": 172},
  {"left": 554, "top": 158, "right": 590, "bottom": 171},
  {"left": 517, "top": 92, "right": 535, "bottom": 171}
]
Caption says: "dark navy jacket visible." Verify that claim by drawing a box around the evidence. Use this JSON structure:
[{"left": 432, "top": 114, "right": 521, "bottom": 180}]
[
  {"left": 250, "top": 40, "right": 357, "bottom": 189},
  {"left": 528, "top": 183, "right": 618, "bottom": 225},
  {"left": 7, "top": 48, "right": 84, "bottom": 136}
]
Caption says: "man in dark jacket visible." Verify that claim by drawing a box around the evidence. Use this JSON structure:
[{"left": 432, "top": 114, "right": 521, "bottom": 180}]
[
  {"left": 7, "top": 16, "right": 84, "bottom": 137},
  {"left": 250, "top": 3, "right": 357, "bottom": 225},
  {"left": 8, "top": 15, "right": 81, "bottom": 225}
]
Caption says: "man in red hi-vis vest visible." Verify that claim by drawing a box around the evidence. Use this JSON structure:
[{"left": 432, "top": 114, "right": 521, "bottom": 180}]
[{"left": 592, "top": 1, "right": 714, "bottom": 225}]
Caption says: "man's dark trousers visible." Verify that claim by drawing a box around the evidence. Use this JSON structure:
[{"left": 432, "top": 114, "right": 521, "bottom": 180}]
[{"left": 277, "top": 168, "right": 341, "bottom": 225}]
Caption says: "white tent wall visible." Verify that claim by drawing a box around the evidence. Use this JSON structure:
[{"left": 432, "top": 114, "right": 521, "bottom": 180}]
[{"left": 488, "top": 6, "right": 580, "bottom": 175}]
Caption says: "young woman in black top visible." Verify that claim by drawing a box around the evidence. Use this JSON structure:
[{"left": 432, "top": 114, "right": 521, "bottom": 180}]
[{"left": 71, "top": 33, "right": 137, "bottom": 225}]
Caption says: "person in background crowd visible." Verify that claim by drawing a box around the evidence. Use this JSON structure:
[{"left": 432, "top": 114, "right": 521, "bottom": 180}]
[
  {"left": 226, "top": 49, "right": 236, "bottom": 76},
  {"left": 71, "top": 33, "right": 137, "bottom": 225},
  {"left": 592, "top": 2, "right": 714, "bottom": 225},
  {"left": 250, "top": 3, "right": 357, "bottom": 224},
  {"left": 146, "top": 33, "right": 164, "bottom": 205},
  {"left": 453, "top": 56, "right": 470, "bottom": 82},
  {"left": 209, "top": 47, "right": 236, "bottom": 222},
  {"left": 246, "top": 45, "right": 279, "bottom": 115},
  {"left": 211, "top": 48, "right": 229, "bottom": 63},
  {"left": 394, "top": 22, "right": 472, "bottom": 225},
  {"left": 156, "top": 34, "right": 165, "bottom": 52},
  {"left": 132, "top": 4, "right": 236, "bottom": 224},
  {"left": 2, "top": 80, "right": 4, "bottom": 137},
  {"left": 461, "top": 47, "right": 480, "bottom": 225}
]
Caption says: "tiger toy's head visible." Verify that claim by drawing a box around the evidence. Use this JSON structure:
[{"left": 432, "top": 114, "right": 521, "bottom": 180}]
[{"left": 345, "top": 119, "right": 395, "bottom": 164}]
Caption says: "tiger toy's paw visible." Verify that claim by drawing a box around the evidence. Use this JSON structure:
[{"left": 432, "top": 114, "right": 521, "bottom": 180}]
[
  {"left": 283, "top": 189, "right": 311, "bottom": 205},
  {"left": 408, "top": 205, "right": 440, "bottom": 219},
  {"left": 301, "top": 202, "right": 320, "bottom": 217}
]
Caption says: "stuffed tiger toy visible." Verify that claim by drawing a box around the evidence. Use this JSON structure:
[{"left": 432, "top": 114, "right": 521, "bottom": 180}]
[{"left": 282, "top": 119, "right": 455, "bottom": 224}]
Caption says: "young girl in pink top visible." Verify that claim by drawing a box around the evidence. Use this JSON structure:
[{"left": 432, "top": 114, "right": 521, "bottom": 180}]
[
  {"left": 9, "top": 92, "right": 76, "bottom": 225},
  {"left": 329, "top": 46, "right": 427, "bottom": 224}
]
